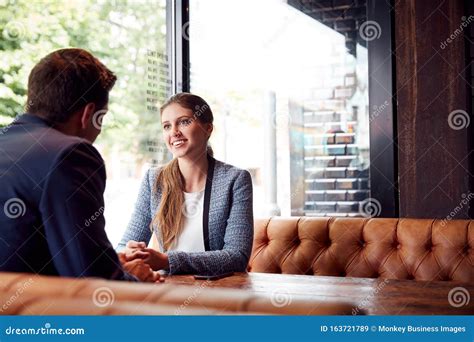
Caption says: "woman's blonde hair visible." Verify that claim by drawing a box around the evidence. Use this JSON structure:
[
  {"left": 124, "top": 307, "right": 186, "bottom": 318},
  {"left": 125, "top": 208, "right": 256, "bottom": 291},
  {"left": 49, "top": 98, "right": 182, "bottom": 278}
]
[{"left": 151, "top": 92, "right": 214, "bottom": 250}]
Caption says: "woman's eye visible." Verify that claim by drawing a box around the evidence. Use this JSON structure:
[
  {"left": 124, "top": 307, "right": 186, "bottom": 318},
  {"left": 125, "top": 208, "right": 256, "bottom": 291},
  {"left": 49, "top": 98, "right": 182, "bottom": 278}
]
[
  {"left": 179, "top": 119, "right": 192, "bottom": 127},
  {"left": 163, "top": 124, "right": 170, "bottom": 130}
]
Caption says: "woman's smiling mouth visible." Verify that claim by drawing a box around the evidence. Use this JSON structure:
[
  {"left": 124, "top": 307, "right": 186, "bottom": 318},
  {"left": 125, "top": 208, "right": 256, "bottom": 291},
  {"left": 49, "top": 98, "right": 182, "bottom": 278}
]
[{"left": 172, "top": 139, "right": 187, "bottom": 147}]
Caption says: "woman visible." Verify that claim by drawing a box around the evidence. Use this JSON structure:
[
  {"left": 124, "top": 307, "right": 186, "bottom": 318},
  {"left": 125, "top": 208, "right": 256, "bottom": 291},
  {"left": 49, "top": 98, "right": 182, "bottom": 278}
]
[{"left": 118, "top": 92, "right": 254, "bottom": 276}]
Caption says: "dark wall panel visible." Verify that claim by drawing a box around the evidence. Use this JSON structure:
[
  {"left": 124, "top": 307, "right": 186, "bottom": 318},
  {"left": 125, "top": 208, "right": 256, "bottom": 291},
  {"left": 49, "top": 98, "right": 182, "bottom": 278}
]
[{"left": 395, "top": 0, "right": 472, "bottom": 218}]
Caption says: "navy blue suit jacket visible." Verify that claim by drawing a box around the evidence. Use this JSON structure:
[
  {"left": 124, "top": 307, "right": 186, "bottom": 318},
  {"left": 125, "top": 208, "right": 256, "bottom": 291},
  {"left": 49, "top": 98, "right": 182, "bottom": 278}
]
[{"left": 0, "top": 114, "right": 134, "bottom": 280}]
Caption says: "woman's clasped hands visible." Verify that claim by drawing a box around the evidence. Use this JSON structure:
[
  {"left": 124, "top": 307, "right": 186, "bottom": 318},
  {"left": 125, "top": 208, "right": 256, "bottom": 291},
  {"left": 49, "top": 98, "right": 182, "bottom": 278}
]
[{"left": 124, "top": 240, "right": 170, "bottom": 274}]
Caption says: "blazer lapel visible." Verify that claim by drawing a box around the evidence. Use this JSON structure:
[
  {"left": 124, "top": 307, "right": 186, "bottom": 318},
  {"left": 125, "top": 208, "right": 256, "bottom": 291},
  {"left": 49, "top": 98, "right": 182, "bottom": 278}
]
[{"left": 202, "top": 154, "right": 216, "bottom": 251}]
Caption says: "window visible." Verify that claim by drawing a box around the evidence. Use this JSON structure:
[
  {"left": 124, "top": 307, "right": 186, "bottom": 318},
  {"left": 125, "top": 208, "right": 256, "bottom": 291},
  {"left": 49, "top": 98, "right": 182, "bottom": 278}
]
[
  {"left": 188, "top": 0, "right": 379, "bottom": 217},
  {"left": 0, "top": 0, "right": 170, "bottom": 245}
]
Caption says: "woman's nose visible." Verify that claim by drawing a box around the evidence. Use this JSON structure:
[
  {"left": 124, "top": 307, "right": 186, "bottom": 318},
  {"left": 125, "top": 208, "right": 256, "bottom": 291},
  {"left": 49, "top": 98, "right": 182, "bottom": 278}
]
[{"left": 171, "top": 125, "right": 182, "bottom": 136}]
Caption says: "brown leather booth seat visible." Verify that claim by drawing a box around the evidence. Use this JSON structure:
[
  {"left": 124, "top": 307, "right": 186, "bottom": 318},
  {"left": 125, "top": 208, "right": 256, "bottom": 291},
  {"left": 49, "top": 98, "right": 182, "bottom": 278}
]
[
  {"left": 249, "top": 217, "right": 473, "bottom": 282},
  {"left": 0, "top": 272, "right": 356, "bottom": 315},
  {"left": 0, "top": 292, "right": 214, "bottom": 315}
]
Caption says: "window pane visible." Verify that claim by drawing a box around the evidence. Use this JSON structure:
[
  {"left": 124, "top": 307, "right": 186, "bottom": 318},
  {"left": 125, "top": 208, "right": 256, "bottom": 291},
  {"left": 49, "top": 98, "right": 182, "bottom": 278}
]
[
  {"left": 189, "top": 0, "right": 370, "bottom": 217},
  {"left": 0, "top": 0, "right": 170, "bottom": 244}
]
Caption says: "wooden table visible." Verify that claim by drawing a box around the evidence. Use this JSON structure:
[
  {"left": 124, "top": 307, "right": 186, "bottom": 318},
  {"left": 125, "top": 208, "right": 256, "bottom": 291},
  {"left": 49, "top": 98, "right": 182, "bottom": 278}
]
[{"left": 165, "top": 272, "right": 474, "bottom": 315}]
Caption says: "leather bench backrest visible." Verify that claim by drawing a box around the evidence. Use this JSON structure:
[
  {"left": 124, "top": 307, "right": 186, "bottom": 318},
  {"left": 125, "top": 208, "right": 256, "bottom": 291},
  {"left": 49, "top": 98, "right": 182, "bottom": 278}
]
[{"left": 248, "top": 217, "right": 473, "bottom": 282}]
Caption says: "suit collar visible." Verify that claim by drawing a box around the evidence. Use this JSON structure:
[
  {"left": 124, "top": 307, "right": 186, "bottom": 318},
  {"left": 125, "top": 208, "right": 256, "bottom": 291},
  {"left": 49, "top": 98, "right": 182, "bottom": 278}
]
[{"left": 15, "top": 113, "right": 54, "bottom": 127}]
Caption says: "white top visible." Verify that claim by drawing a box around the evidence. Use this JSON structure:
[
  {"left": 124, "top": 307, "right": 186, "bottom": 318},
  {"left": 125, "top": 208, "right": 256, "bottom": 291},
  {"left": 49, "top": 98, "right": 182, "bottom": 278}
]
[{"left": 168, "top": 189, "right": 206, "bottom": 252}]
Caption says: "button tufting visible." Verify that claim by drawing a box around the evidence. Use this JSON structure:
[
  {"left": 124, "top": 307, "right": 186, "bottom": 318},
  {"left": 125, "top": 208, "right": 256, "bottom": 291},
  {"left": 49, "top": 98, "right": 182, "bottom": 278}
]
[{"left": 249, "top": 218, "right": 472, "bottom": 281}]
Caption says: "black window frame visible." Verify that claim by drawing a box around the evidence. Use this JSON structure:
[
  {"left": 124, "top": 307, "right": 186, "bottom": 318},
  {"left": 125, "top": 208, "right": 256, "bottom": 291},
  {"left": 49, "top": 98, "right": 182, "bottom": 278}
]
[{"left": 367, "top": 0, "right": 398, "bottom": 217}]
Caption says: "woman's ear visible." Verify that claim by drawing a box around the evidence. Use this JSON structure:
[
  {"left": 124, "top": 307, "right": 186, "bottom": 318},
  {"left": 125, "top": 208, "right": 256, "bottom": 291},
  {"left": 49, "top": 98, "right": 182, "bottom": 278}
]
[{"left": 206, "top": 123, "right": 213, "bottom": 137}]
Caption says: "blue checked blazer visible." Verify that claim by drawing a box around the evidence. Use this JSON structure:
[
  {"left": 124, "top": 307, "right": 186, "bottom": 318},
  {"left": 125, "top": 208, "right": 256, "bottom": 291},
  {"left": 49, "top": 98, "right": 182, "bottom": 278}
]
[
  {"left": 0, "top": 114, "right": 134, "bottom": 280},
  {"left": 117, "top": 155, "right": 254, "bottom": 275}
]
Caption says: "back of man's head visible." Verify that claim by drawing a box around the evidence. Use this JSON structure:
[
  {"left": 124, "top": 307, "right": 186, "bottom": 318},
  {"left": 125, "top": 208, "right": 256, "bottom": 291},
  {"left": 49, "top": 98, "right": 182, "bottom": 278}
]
[{"left": 26, "top": 48, "right": 116, "bottom": 123}]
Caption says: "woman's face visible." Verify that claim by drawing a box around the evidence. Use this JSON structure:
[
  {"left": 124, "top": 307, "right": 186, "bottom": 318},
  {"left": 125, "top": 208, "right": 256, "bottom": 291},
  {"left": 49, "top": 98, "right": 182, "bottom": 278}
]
[{"left": 161, "top": 102, "right": 212, "bottom": 159}]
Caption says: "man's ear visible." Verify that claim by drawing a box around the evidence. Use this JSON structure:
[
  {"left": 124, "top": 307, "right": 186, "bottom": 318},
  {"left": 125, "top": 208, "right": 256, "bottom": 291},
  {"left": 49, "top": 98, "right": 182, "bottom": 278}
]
[{"left": 80, "top": 103, "right": 97, "bottom": 129}]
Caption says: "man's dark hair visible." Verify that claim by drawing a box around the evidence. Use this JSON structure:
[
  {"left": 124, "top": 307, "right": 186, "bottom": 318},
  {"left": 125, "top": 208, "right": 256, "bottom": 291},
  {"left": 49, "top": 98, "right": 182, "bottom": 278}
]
[{"left": 26, "top": 48, "right": 117, "bottom": 123}]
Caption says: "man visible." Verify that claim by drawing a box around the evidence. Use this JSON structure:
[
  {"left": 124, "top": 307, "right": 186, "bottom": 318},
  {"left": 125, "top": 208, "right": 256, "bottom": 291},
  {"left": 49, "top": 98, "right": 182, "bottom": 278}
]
[{"left": 0, "top": 48, "right": 158, "bottom": 282}]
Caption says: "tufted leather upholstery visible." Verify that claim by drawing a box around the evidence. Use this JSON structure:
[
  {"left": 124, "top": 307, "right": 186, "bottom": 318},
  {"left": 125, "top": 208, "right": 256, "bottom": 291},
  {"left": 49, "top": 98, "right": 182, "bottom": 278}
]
[{"left": 248, "top": 217, "right": 473, "bottom": 282}]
